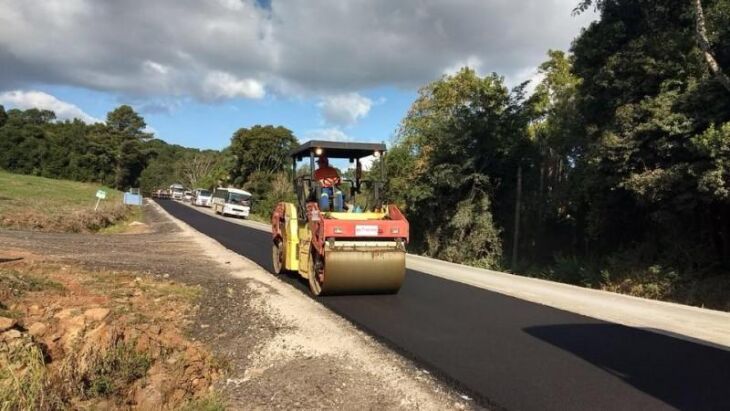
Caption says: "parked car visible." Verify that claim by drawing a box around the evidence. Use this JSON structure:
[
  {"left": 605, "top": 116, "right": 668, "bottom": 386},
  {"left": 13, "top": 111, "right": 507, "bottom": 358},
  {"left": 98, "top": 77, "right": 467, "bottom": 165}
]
[
  {"left": 211, "top": 187, "right": 251, "bottom": 218},
  {"left": 193, "top": 188, "right": 212, "bottom": 207},
  {"left": 183, "top": 190, "right": 194, "bottom": 202}
]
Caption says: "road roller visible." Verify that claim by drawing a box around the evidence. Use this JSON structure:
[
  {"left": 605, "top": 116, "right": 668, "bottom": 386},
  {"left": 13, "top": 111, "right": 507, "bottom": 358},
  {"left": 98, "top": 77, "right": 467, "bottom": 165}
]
[{"left": 271, "top": 140, "right": 409, "bottom": 296}]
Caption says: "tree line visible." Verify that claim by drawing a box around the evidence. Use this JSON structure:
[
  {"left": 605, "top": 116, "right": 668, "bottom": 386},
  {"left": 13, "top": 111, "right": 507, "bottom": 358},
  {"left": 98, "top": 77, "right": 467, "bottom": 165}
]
[
  {"left": 377, "top": 0, "right": 730, "bottom": 308},
  {"left": 0, "top": 104, "right": 297, "bottom": 216},
  {"left": 0, "top": 105, "right": 152, "bottom": 189}
]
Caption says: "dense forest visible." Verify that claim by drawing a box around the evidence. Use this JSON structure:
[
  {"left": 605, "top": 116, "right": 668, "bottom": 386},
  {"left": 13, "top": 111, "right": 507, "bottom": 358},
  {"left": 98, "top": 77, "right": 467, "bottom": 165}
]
[
  {"left": 2, "top": 0, "right": 729, "bottom": 308},
  {"left": 0, "top": 104, "right": 219, "bottom": 193},
  {"left": 379, "top": 0, "right": 730, "bottom": 307}
]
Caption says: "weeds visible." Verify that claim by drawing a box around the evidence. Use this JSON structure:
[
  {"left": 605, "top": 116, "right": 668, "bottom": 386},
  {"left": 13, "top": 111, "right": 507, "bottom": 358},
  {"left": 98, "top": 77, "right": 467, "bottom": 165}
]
[
  {"left": 0, "top": 268, "right": 64, "bottom": 299},
  {"left": 0, "top": 341, "right": 62, "bottom": 411},
  {"left": 81, "top": 336, "right": 151, "bottom": 398},
  {"left": 525, "top": 248, "right": 730, "bottom": 310},
  {"left": 179, "top": 393, "right": 227, "bottom": 411},
  {"left": 0, "top": 261, "right": 220, "bottom": 409},
  {"left": 153, "top": 282, "right": 202, "bottom": 303}
]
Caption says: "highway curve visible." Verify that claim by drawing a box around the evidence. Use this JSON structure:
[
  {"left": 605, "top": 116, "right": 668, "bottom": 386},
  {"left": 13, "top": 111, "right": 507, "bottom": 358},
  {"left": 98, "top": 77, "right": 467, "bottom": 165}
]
[{"left": 156, "top": 200, "right": 730, "bottom": 411}]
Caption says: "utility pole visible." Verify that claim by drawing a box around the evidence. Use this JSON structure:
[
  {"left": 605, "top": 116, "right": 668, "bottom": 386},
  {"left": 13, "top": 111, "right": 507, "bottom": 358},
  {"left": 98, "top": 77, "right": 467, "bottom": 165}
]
[{"left": 512, "top": 164, "right": 522, "bottom": 269}]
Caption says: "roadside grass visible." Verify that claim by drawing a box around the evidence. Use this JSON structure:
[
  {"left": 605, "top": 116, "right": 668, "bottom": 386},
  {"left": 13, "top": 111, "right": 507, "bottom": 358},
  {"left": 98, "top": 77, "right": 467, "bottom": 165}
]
[
  {"left": 179, "top": 393, "right": 227, "bottom": 411},
  {"left": 98, "top": 206, "right": 145, "bottom": 234},
  {"left": 0, "top": 343, "right": 63, "bottom": 411},
  {"left": 0, "top": 169, "right": 121, "bottom": 213},
  {"left": 0, "top": 170, "right": 140, "bottom": 233},
  {"left": 248, "top": 212, "right": 270, "bottom": 224},
  {"left": 525, "top": 254, "right": 730, "bottom": 311},
  {"left": 80, "top": 339, "right": 151, "bottom": 399},
  {"left": 0, "top": 266, "right": 65, "bottom": 299},
  {"left": 151, "top": 282, "right": 202, "bottom": 303}
]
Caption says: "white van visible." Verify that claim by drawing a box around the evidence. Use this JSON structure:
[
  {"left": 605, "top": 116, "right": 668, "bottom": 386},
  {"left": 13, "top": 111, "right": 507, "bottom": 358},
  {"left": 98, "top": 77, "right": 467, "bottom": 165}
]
[
  {"left": 193, "top": 188, "right": 212, "bottom": 207},
  {"left": 211, "top": 187, "right": 251, "bottom": 218}
]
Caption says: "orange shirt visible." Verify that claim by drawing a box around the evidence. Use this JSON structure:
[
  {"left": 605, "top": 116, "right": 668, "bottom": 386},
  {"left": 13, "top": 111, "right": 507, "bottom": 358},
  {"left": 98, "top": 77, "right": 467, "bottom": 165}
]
[{"left": 314, "top": 166, "right": 340, "bottom": 188}]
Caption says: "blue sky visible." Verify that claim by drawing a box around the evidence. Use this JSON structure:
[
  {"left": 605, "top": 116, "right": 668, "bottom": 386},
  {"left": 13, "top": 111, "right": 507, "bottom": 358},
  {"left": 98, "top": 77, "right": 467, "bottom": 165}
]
[
  {"left": 0, "top": 0, "right": 595, "bottom": 150},
  {"left": 38, "top": 84, "right": 415, "bottom": 149}
]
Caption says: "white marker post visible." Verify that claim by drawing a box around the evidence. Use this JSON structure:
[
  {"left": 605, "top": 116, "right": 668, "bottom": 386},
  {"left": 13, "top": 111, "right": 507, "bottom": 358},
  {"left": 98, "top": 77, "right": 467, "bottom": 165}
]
[{"left": 95, "top": 189, "right": 107, "bottom": 211}]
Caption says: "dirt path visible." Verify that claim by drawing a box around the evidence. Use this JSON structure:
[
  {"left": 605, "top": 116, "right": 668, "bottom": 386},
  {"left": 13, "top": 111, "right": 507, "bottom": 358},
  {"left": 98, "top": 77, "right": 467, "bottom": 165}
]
[{"left": 0, "top": 202, "right": 473, "bottom": 410}]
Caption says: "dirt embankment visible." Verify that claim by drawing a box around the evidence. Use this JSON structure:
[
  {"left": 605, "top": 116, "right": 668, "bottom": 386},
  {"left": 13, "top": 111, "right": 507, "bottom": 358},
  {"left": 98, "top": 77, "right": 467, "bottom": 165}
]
[
  {"left": 0, "top": 258, "right": 220, "bottom": 410},
  {"left": 1, "top": 204, "right": 133, "bottom": 233},
  {"left": 1, "top": 202, "right": 473, "bottom": 410}
]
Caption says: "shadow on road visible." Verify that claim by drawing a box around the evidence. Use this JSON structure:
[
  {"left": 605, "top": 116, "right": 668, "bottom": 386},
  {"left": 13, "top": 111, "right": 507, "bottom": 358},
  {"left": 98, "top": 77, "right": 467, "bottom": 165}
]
[{"left": 524, "top": 323, "right": 730, "bottom": 410}]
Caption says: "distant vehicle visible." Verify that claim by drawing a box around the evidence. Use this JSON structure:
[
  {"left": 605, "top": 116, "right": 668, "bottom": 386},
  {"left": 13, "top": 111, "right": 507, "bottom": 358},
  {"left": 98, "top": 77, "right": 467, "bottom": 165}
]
[
  {"left": 193, "top": 188, "right": 212, "bottom": 207},
  {"left": 183, "top": 190, "right": 194, "bottom": 202},
  {"left": 170, "top": 184, "right": 185, "bottom": 201},
  {"left": 211, "top": 187, "right": 251, "bottom": 218},
  {"left": 153, "top": 188, "right": 171, "bottom": 199}
]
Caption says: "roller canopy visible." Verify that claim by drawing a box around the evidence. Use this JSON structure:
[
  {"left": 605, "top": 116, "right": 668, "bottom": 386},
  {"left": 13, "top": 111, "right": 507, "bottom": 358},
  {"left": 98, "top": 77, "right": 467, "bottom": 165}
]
[{"left": 291, "top": 140, "right": 386, "bottom": 160}]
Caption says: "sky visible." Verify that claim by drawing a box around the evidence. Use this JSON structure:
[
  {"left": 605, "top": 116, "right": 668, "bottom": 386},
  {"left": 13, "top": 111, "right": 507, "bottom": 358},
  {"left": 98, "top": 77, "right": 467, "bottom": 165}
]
[{"left": 0, "top": 0, "right": 596, "bottom": 150}]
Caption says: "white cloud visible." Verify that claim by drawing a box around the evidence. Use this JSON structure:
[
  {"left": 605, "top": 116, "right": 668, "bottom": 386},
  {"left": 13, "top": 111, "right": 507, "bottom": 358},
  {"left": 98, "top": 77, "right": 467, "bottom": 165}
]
[
  {"left": 504, "top": 66, "right": 546, "bottom": 95},
  {"left": 0, "top": 0, "right": 596, "bottom": 100},
  {"left": 202, "top": 71, "right": 265, "bottom": 100},
  {"left": 304, "top": 127, "right": 352, "bottom": 142},
  {"left": 318, "top": 93, "right": 373, "bottom": 126},
  {"left": 143, "top": 124, "right": 157, "bottom": 136},
  {"left": 0, "top": 90, "right": 101, "bottom": 123},
  {"left": 443, "top": 55, "right": 483, "bottom": 76},
  {"left": 143, "top": 60, "right": 169, "bottom": 75}
]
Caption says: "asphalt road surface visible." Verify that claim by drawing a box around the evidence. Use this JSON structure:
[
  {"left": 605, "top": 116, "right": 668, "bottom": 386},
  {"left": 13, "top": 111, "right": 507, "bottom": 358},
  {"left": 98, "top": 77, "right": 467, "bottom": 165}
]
[{"left": 156, "top": 200, "right": 730, "bottom": 411}]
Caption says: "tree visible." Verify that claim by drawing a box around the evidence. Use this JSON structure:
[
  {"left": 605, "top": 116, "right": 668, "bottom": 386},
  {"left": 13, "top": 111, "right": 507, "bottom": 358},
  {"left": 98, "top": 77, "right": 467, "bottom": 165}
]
[
  {"left": 389, "top": 68, "right": 532, "bottom": 268},
  {"left": 570, "top": 0, "right": 730, "bottom": 266},
  {"left": 576, "top": 0, "right": 730, "bottom": 93},
  {"left": 180, "top": 152, "right": 219, "bottom": 189},
  {"left": 0, "top": 105, "right": 7, "bottom": 127},
  {"left": 243, "top": 171, "right": 295, "bottom": 216},
  {"left": 228, "top": 125, "right": 298, "bottom": 186},
  {"left": 106, "top": 105, "right": 151, "bottom": 140},
  {"left": 692, "top": 0, "right": 730, "bottom": 92},
  {"left": 522, "top": 50, "right": 583, "bottom": 259},
  {"left": 114, "top": 139, "right": 147, "bottom": 189},
  {"left": 20, "top": 108, "right": 56, "bottom": 125}
]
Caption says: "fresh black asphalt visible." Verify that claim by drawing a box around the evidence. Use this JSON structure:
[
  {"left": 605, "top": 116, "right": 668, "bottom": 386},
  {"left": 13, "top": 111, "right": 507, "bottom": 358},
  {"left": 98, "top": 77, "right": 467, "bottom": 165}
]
[{"left": 157, "top": 200, "right": 730, "bottom": 411}]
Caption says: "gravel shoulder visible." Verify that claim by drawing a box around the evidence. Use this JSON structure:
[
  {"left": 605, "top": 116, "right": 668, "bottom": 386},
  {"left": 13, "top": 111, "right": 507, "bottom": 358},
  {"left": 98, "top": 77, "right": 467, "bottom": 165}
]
[{"left": 0, "top": 201, "right": 473, "bottom": 410}]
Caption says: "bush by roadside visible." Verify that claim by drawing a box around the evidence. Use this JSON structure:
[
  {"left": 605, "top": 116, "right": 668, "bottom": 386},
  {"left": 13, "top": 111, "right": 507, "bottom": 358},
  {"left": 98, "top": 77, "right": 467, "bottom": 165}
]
[
  {"left": 1, "top": 205, "right": 132, "bottom": 233},
  {"left": 524, "top": 253, "right": 730, "bottom": 312}
]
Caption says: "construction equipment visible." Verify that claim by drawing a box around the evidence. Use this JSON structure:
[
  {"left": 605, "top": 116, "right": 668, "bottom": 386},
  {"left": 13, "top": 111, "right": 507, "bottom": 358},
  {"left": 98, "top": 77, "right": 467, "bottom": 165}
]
[{"left": 271, "top": 140, "right": 409, "bottom": 296}]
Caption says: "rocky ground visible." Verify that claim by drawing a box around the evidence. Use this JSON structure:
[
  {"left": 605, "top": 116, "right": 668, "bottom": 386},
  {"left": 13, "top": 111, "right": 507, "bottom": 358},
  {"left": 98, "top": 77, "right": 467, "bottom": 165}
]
[{"left": 0, "top": 201, "right": 475, "bottom": 410}]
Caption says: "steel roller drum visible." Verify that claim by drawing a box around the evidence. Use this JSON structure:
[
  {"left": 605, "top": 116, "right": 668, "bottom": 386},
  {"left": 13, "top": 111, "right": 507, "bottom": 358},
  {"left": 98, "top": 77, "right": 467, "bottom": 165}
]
[{"left": 320, "top": 243, "right": 406, "bottom": 295}]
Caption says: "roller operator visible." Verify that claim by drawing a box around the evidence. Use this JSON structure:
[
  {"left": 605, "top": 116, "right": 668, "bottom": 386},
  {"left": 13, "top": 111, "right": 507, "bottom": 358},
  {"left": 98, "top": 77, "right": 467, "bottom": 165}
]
[{"left": 314, "top": 156, "right": 344, "bottom": 211}]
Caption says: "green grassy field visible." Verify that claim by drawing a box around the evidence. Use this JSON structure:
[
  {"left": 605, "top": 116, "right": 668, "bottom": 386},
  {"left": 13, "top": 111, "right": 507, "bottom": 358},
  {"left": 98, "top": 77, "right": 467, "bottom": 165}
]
[{"left": 0, "top": 170, "right": 134, "bottom": 232}]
